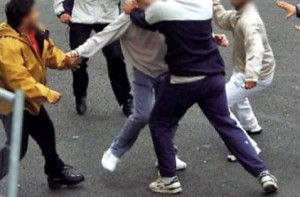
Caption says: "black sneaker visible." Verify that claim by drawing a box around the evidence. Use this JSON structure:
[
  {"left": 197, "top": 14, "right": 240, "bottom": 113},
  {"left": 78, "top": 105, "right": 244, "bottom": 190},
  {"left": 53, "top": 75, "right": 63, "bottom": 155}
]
[
  {"left": 121, "top": 99, "right": 133, "bottom": 117},
  {"left": 76, "top": 97, "right": 87, "bottom": 115},
  {"left": 48, "top": 165, "right": 85, "bottom": 189}
]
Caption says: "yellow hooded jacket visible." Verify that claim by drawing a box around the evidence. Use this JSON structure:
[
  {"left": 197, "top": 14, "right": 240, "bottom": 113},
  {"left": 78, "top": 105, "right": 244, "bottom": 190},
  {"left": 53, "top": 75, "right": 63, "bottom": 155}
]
[{"left": 0, "top": 22, "right": 68, "bottom": 115}]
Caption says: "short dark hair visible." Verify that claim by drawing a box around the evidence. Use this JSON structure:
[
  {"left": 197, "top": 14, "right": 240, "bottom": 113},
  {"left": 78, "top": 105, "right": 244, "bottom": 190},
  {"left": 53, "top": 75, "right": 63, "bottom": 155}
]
[{"left": 5, "top": 0, "right": 35, "bottom": 29}]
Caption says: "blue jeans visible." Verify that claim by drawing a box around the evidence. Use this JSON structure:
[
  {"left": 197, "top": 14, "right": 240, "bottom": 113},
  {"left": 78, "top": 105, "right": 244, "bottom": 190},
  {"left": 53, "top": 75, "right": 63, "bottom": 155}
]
[
  {"left": 150, "top": 74, "right": 267, "bottom": 177},
  {"left": 110, "top": 69, "right": 177, "bottom": 158}
]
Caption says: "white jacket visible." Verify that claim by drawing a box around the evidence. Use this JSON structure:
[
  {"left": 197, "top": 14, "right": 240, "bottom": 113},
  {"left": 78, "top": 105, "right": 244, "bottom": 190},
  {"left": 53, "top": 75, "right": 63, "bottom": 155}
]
[{"left": 54, "top": 0, "right": 120, "bottom": 24}]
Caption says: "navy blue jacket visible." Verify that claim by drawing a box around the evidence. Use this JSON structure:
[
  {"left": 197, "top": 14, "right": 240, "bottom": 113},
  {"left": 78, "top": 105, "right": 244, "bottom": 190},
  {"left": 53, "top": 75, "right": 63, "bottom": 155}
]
[{"left": 130, "top": 0, "right": 225, "bottom": 77}]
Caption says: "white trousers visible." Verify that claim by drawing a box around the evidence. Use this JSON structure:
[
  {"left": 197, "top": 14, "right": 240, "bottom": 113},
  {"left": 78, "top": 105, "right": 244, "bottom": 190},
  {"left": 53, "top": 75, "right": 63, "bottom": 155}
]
[
  {"left": 226, "top": 72, "right": 273, "bottom": 130},
  {"left": 226, "top": 72, "right": 273, "bottom": 152}
]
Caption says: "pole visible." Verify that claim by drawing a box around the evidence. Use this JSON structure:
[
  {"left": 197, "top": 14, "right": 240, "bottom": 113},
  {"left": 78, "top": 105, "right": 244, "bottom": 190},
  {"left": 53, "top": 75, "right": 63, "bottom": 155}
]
[{"left": 7, "top": 90, "right": 24, "bottom": 197}]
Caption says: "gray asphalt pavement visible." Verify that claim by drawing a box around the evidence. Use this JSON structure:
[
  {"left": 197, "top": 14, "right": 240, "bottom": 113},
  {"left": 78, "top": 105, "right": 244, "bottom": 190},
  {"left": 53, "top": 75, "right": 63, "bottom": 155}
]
[{"left": 1, "top": 0, "right": 300, "bottom": 197}]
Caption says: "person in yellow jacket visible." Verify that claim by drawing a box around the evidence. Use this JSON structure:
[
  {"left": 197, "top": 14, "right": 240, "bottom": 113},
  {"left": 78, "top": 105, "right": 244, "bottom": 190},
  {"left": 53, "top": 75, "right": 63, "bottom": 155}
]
[{"left": 0, "top": 0, "right": 84, "bottom": 190}]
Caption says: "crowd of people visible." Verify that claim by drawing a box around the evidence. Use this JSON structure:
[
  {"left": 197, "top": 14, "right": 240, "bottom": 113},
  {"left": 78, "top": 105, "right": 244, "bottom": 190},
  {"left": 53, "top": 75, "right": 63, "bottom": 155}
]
[{"left": 0, "top": 0, "right": 299, "bottom": 195}]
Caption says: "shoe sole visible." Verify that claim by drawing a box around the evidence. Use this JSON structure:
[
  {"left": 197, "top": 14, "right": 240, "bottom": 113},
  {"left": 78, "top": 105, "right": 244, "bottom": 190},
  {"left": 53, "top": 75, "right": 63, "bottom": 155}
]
[
  {"left": 176, "top": 166, "right": 187, "bottom": 171},
  {"left": 150, "top": 187, "right": 183, "bottom": 194},
  {"left": 246, "top": 129, "right": 263, "bottom": 135},
  {"left": 49, "top": 178, "right": 85, "bottom": 190}
]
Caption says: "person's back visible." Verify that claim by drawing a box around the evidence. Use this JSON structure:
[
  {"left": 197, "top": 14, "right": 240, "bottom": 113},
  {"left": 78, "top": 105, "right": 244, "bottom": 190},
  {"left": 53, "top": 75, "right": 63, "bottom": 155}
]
[{"left": 131, "top": 0, "right": 225, "bottom": 77}]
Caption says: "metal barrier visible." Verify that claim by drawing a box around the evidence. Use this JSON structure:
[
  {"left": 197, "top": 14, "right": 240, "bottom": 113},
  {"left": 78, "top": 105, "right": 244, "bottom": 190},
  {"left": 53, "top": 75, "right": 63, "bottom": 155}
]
[{"left": 0, "top": 89, "right": 24, "bottom": 197}]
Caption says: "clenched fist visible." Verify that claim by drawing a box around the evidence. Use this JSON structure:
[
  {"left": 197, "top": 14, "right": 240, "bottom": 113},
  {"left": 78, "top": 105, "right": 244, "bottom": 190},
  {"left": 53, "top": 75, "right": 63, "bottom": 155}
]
[
  {"left": 214, "top": 34, "right": 229, "bottom": 47},
  {"left": 50, "top": 90, "right": 62, "bottom": 104},
  {"left": 245, "top": 81, "right": 257, "bottom": 90},
  {"left": 60, "top": 13, "right": 71, "bottom": 24}
]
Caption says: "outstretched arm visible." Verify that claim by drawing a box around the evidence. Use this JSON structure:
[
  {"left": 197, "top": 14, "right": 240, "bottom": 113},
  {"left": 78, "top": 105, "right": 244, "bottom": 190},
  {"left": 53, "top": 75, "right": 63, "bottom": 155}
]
[
  {"left": 276, "top": 1, "right": 299, "bottom": 18},
  {"left": 213, "top": 0, "right": 236, "bottom": 31},
  {"left": 276, "top": 1, "right": 300, "bottom": 31},
  {"left": 70, "top": 14, "right": 131, "bottom": 58}
]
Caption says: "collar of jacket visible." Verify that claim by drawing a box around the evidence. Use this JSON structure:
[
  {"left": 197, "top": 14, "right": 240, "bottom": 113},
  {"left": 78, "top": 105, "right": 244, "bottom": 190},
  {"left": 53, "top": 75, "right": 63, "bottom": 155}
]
[{"left": 0, "top": 22, "right": 49, "bottom": 46}]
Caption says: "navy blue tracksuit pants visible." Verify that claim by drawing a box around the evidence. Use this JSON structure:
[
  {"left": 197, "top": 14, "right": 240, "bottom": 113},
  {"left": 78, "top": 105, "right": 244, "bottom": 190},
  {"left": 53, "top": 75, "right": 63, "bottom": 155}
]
[{"left": 149, "top": 74, "right": 267, "bottom": 178}]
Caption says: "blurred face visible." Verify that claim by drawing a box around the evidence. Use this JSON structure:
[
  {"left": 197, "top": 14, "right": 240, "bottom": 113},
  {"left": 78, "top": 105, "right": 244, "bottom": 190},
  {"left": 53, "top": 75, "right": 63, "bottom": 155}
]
[
  {"left": 22, "top": 7, "right": 40, "bottom": 30},
  {"left": 230, "top": 0, "right": 253, "bottom": 9},
  {"left": 137, "top": 0, "right": 158, "bottom": 11}
]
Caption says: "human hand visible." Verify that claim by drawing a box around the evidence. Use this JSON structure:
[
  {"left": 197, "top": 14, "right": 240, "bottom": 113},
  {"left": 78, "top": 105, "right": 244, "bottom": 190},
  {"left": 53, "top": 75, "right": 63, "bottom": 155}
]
[
  {"left": 64, "top": 56, "right": 82, "bottom": 70},
  {"left": 66, "top": 50, "right": 79, "bottom": 58},
  {"left": 244, "top": 81, "right": 257, "bottom": 90},
  {"left": 50, "top": 90, "right": 62, "bottom": 104},
  {"left": 124, "top": 0, "right": 138, "bottom": 14},
  {"left": 276, "top": 1, "right": 297, "bottom": 19},
  {"left": 214, "top": 34, "right": 229, "bottom": 47},
  {"left": 295, "top": 25, "right": 300, "bottom": 31},
  {"left": 60, "top": 13, "right": 71, "bottom": 24}
]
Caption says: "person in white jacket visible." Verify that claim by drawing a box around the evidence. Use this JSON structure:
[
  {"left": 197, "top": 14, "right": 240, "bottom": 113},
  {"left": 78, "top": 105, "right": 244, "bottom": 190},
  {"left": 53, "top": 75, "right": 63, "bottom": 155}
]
[
  {"left": 213, "top": 0, "right": 276, "bottom": 133},
  {"left": 53, "top": 0, "right": 133, "bottom": 116}
]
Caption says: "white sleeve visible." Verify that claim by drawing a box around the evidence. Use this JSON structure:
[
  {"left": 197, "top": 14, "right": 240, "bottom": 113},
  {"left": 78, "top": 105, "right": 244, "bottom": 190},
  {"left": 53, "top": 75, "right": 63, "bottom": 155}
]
[
  {"left": 76, "top": 14, "right": 131, "bottom": 58},
  {"left": 145, "top": 1, "right": 164, "bottom": 25},
  {"left": 54, "top": 0, "right": 65, "bottom": 16}
]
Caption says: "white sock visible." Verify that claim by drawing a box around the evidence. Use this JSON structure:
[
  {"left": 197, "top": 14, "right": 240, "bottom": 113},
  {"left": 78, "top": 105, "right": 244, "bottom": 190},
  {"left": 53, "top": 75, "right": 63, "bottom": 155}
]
[{"left": 162, "top": 176, "right": 177, "bottom": 183}]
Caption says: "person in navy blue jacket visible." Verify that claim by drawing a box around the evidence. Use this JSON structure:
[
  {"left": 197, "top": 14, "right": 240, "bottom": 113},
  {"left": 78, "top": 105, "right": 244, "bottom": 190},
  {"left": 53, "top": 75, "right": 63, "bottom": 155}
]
[{"left": 124, "top": 0, "right": 278, "bottom": 194}]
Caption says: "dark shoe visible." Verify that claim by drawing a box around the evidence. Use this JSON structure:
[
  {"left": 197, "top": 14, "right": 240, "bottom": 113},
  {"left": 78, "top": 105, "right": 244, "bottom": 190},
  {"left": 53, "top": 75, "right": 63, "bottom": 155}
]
[
  {"left": 76, "top": 97, "right": 87, "bottom": 115},
  {"left": 48, "top": 165, "right": 85, "bottom": 189},
  {"left": 121, "top": 99, "right": 133, "bottom": 117}
]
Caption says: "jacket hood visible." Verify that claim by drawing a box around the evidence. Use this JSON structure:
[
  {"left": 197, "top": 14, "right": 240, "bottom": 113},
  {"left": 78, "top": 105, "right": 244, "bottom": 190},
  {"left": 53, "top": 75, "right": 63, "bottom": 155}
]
[{"left": 0, "top": 22, "right": 21, "bottom": 40}]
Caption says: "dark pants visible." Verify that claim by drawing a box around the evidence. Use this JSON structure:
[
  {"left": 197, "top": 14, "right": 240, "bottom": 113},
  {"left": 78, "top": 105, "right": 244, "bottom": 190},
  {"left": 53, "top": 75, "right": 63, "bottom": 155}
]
[
  {"left": 0, "top": 106, "right": 64, "bottom": 179},
  {"left": 149, "top": 75, "right": 267, "bottom": 178},
  {"left": 69, "top": 23, "right": 132, "bottom": 105}
]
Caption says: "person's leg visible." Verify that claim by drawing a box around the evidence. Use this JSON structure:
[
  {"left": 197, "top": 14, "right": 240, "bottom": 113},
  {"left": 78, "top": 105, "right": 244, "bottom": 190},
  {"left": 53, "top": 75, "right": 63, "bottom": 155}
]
[
  {"left": 199, "top": 75, "right": 278, "bottom": 193},
  {"left": 226, "top": 72, "right": 273, "bottom": 132},
  {"left": 0, "top": 113, "right": 30, "bottom": 180},
  {"left": 69, "top": 23, "right": 92, "bottom": 114},
  {"left": 150, "top": 78, "right": 195, "bottom": 178},
  {"left": 94, "top": 24, "right": 133, "bottom": 116},
  {"left": 110, "top": 69, "right": 155, "bottom": 158},
  {"left": 152, "top": 73, "right": 187, "bottom": 170},
  {"left": 27, "top": 106, "right": 64, "bottom": 176},
  {"left": 148, "top": 79, "right": 199, "bottom": 194},
  {"left": 199, "top": 75, "right": 267, "bottom": 177},
  {"left": 28, "top": 106, "right": 84, "bottom": 188}
]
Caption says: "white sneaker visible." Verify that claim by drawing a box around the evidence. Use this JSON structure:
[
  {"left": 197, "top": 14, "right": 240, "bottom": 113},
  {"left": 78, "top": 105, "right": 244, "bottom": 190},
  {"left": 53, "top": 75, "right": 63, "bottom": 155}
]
[
  {"left": 227, "top": 145, "right": 262, "bottom": 162},
  {"left": 259, "top": 171, "right": 278, "bottom": 193},
  {"left": 101, "top": 149, "right": 120, "bottom": 172},
  {"left": 247, "top": 124, "right": 263, "bottom": 135},
  {"left": 149, "top": 176, "right": 182, "bottom": 194},
  {"left": 175, "top": 157, "right": 187, "bottom": 170},
  {"left": 155, "top": 156, "right": 187, "bottom": 171}
]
